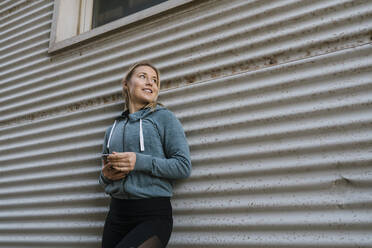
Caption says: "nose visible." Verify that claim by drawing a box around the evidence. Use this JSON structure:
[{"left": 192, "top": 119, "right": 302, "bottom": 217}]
[{"left": 145, "top": 77, "right": 154, "bottom": 86}]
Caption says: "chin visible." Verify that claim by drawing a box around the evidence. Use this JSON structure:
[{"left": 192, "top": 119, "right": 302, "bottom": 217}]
[
  {"left": 143, "top": 96, "right": 156, "bottom": 102},
  {"left": 142, "top": 98, "right": 153, "bottom": 104},
  {"left": 138, "top": 99, "right": 153, "bottom": 106}
]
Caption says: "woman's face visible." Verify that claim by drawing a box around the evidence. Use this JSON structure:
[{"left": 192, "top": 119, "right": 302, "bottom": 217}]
[{"left": 124, "top": 65, "right": 159, "bottom": 107}]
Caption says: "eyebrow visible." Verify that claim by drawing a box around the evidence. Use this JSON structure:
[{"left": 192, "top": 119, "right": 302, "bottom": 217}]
[{"left": 137, "top": 71, "right": 158, "bottom": 79}]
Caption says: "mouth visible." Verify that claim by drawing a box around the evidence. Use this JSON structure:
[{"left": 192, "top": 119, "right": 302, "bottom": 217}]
[{"left": 143, "top": 88, "right": 153, "bottom": 93}]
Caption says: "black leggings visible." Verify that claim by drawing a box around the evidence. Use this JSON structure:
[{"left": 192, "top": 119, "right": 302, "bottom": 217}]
[{"left": 102, "top": 197, "right": 173, "bottom": 248}]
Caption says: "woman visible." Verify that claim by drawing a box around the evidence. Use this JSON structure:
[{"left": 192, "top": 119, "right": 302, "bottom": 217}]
[{"left": 99, "top": 62, "right": 192, "bottom": 248}]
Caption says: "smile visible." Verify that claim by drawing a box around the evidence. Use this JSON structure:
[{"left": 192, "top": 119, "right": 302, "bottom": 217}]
[{"left": 143, "top": 88, "right": 153, "bottom": 93}]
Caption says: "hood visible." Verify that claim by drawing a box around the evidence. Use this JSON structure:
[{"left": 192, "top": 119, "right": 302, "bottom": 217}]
[
  {"left": 117, "top": 104, "right": 166, "bottom": 121},
  {"left": 107, "top": 104, "right": 166, "bottom": 152}
]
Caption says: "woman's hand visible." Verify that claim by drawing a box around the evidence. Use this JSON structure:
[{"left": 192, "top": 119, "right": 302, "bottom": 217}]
[
  {"left": 107, "top": 151, "right": 136, "bottom": 174},
  {"left": 102, "top": 159, "right": 127, "bottom": 181}
]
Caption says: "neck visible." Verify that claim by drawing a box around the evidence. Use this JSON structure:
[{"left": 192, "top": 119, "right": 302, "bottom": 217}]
[{"left": 129, "top": 102, "right": 146, "bottom": 114}]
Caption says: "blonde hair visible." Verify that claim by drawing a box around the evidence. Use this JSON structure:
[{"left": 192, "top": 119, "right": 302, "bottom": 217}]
[{"left": 121, "top": 61, "right": 162, "bottom": 111}]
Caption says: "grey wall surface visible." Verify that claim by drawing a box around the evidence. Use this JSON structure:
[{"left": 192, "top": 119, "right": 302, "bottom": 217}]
[{"left": 0, "top": 0, "right": 372, "bottom": 247}]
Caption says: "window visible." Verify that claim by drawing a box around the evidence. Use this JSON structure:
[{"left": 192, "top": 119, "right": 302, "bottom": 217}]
[
  {"left": 92, "top": 0, "right": 168, "bottom": 28},
  {"left": 49, "top": 0, "right": 193, "bottom": 53}
]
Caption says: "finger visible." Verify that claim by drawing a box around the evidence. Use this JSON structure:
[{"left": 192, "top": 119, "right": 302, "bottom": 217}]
[
  {"left": 107, "top": 152, "right": 120, "bottom": 160},
  {"left": 112, "top": 171, "right": 127, "bottom": 177},
  {"left": 107, "top": 155, "right": 114, "bottom": 161},
  {"left": 102, "top": 166, "right": 110, "bottom": 173},
  {"left": 112, "top": 166, "right": 129, "bottom": 173},
  {"left": 103, "top": 164, "right": 113, "bottom": 171},
  {"left": 108, "top": 156, "right": 128, "bottom": 162},
  {"left": 104, "top": 163, "right": 120, "bottom": 172},
  {"left": 103, "top": 160, "right": 111, "bottom": 167},
  {"left": 112, "top": 168, "right": 126, "bottom": 174},
  {"left": 110, "top": 151, "right": 122, "bottom": 157},
  {"left": 105, "top": 169, "right": 122, "bottom": 178},
  {"left": 109, "top": 161, "right": 128, "bottom": 169},
  {"left": 112, "top": 161, "right": 132, "bottom": 170},
  {"left": 110, "top": 152, "right": 130, "bottom": 158},
  {"left": 112, "top": 161, "right": 130, "bottom": 167},
  {"left": 111, "top": 173, "right": 127, "bottom": 180}
]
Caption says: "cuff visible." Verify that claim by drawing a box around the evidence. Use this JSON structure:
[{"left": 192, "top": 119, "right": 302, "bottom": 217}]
[
  {"left": 99, "top": 172, "right": 113, "bottom": 185},
  {"left": 134, "top": 153, "right": 153, "bottom": 173}
]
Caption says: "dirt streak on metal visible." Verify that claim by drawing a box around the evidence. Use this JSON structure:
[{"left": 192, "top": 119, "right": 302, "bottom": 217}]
[{"left": 0, "top": 93, "right": 122, "bottom": 127}]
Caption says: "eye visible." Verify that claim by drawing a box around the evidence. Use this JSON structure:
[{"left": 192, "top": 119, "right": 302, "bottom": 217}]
[
  {"left": 139, "top": 74, "right": 145, "bottom": 79},
  {"left": 152, "top": 79, "right": 157, "bottom": 84}
]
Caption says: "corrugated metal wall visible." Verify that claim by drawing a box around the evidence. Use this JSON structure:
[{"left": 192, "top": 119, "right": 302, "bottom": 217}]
[{"left": 1, "top": 0, "right": 372, "bottom": 247}]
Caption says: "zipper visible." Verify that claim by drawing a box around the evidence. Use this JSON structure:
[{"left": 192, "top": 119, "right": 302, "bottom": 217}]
[
  {"left": 121, "top": 118, "right": 129, "bottom": 195},
  {"left": 122, "top": 118, "right": 129, "bottom": 152}
]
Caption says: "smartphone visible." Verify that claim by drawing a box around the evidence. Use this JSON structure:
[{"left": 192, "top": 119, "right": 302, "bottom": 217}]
[{"left": 101, "top": 153, "right": 110, "bottom": 161}]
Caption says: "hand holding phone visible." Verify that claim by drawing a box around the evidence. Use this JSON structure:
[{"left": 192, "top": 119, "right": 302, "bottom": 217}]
[
  {"left": 101, "top": 153, "right": 110, "bottom": 161},
  {"left": 101, "top": 153, "right": 127, "bottom": 180}
]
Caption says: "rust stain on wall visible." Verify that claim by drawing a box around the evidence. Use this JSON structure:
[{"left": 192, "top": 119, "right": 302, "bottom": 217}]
[
  {"left": 164, "top": 29, "right": 372, "bottom": 90},
  {"left": 0, "top": 93, "right": 123, "bottom": 127}
]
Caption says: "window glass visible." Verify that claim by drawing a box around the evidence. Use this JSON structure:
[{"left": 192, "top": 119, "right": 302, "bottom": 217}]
[{"left": 92, "top": 0, "right": 168, "bottom": 28}]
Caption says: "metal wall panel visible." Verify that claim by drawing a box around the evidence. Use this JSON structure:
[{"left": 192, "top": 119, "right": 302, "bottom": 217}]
[{"left": 0, "top": 0, "right": 371, "bottom": 247}]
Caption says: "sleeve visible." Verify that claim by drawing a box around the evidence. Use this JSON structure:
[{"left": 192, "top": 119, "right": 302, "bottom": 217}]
[
  {"left": 98, "top": 127, "right": 113, "bottom": 186},
  {"left": 134, "top": 111, "right": 192, "bottom": 179}
]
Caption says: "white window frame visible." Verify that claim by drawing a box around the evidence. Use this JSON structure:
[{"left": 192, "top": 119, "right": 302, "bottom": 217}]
[{"left": 48, "top": 0, "right": 194, "bottom": 54}]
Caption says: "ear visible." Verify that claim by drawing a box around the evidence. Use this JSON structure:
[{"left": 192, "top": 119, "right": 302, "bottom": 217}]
[{"left": 122, "top": 80, "right": 128, "bottom": 89}]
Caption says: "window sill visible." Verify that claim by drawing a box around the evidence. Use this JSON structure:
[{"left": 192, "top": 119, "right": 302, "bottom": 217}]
[{"left": 48, "top": 0, "right": 194, "bottom": 54}]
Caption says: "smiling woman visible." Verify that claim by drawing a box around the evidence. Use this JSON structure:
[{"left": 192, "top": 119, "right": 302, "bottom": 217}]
[
  {"left": 99, "top": 62, "right": 192, "bottom": 248},
  {"left": 122, "top": 63, "right": 160, "bottom": 114}
]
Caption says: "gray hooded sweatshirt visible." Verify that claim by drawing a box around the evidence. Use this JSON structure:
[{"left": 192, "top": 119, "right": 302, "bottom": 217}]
[{"left": 99, "top": 105, "right": 191, "bottom": 199}]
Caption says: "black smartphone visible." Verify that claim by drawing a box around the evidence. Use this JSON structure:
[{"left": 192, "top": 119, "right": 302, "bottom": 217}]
[{"left": 101, "top": 153, "right": 110, "bottom": 161}]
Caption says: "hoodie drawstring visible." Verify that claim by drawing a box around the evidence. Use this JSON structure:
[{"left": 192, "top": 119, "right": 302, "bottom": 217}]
[
  {"left": 140, "top": 118, "right": 145, "bottom": 152},
  {"left": 107, "top": 118, "right": 145, "bottom": 152},
  {"left": 107, "top": 120, "right": 117, "bottom": 150}
]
